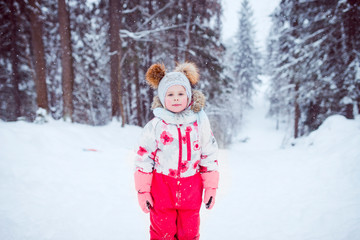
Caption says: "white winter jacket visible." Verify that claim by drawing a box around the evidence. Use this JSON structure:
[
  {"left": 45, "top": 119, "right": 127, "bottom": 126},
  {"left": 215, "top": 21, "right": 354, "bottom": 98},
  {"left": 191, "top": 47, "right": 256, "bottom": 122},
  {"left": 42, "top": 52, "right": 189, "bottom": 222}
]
[{"left": 135, "top": 107, "right": 218, "bottom": 178}]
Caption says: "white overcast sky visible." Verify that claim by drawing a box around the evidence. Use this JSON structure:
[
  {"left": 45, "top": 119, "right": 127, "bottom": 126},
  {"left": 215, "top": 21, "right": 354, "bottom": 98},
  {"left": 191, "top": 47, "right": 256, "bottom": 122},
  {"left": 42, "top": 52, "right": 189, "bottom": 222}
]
[{"left": 221, "top": 0, "right": 280, "bottom": 52}]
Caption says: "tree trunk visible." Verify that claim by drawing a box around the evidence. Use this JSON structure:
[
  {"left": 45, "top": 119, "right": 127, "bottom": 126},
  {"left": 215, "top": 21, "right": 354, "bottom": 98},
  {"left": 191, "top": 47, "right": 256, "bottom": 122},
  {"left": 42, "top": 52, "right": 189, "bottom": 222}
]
[
  {"left": 118, "top": 57, "right": 126, "bottom": 127},
  {"left": 308, "top": 101, "right": 320, "bottom": 130},
  {"left": 345, "top": 103, "right": 354, "bottom": 119},
  {"left": 109, "top": 0, "right": 120, "bottom": 119},
  {"left": 9, "top": 0, "right": 21, "bottom": 118},
  {"left": 174, "top": 1, "right": 179, "bottom": 62},
  {"left": 134, "top": 57, "right": 143, "bottom": 126},
  {"left": 58, "top": 0, "right": 74, "bottom": 121},
  {"left": 184, "top": 1, "right": 192, "bottom": 61},
  {"left": 108, "top": 0, "right": 125, "bottom": 126},
  {"left": 147, "top": 0, "right": 154, "bottom": 122},
  {"left": 294, "top": 82, "right": 300, "bottom": 138},
  {"left": 29, "top": 0, "right": 48, "bottom": 112}
]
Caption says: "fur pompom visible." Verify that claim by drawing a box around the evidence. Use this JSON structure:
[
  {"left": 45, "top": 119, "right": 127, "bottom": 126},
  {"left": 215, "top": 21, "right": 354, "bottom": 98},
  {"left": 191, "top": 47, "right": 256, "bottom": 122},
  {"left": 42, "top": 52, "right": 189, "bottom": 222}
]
[
  {"left": 146, "top": 63, "right": 166, "bottom": 88},
  {"left": 174, "top": 62, "right": 199, "bottom": 86}
]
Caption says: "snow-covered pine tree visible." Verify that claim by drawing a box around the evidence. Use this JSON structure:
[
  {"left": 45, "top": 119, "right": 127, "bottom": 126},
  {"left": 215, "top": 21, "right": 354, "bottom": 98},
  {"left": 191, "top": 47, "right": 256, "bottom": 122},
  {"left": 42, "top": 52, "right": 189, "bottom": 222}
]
[
  {"left": 42, "top": 0, "right": 63, "bottom": 120},
  {"left": 269, "top": 0, "right": 328, "bottom": 137},
  {"left": 297, "top": 0, "right": 345, "bottom": 132},
  {"left": 70, "top": 0, "right": 111, "bottom": 126},
  {"left": 267, "top": 0, "right": 360, "bottom": 138},
  {"left": 266, "top": 10, "right": 289, "bottom": 131},
  {"left": 230, "top": 0, "right": 261, "bottom": 127},
  {"left": 0, "top": 0, "right": 19, "bottom": 121},
  {"left": 0, "top": 0, "right": 37, "bottom": 121},
  {"left": 294, "top": 0, "right": 360, "bottom": 128},
  {"left": 267, "top": 0, "right": 308, "bottom": 137},
  {"left": 332, "top": 0, "right": 360, "bottom": 118}
]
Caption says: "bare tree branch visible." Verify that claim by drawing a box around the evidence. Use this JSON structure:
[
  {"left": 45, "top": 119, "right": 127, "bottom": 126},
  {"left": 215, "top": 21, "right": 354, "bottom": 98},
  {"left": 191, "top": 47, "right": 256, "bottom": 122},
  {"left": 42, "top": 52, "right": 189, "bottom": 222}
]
[{"left": 120, "top": 23, "right": 187, "bottom": 40}]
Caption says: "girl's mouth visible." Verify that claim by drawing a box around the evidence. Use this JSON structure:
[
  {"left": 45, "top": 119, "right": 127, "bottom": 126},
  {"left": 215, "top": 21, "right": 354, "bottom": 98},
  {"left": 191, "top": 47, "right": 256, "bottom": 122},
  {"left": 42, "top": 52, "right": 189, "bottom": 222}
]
[{"left": 172, "top": 104, "right": 182, "bottom": 107}]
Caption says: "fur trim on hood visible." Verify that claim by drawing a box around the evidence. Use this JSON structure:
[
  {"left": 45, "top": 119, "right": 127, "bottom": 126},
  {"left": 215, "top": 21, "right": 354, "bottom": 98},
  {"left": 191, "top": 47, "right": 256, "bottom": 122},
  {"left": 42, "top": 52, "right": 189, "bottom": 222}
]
[{"left": 151, "top": 89, "right": 206, "bottom": 113}]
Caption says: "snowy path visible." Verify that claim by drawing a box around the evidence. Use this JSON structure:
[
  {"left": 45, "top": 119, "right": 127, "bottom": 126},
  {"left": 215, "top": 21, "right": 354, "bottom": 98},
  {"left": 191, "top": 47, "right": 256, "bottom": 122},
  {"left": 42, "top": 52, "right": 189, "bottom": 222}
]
[
  {"left": 200, "top": 78, "right": 360, "bottom": 239},
  {"left": 1, "top": 77, "right": 360, "bottom": 239}
]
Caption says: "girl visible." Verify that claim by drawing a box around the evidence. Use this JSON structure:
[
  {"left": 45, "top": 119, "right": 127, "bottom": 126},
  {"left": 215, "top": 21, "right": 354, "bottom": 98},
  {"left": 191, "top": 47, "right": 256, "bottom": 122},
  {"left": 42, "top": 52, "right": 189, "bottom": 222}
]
[{"left": 134, "top": 62, "right": 219, "bottom": 240}]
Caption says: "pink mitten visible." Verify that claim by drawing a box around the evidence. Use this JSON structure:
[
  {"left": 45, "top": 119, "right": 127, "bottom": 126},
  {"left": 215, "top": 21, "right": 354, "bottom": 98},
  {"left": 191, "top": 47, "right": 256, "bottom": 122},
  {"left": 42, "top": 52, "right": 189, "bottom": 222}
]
[
  {"left": 134, "top": 171, "right": 153, "bottom": 213},
  {"left": 203, "top": 188, "right": 217, "bottom": 209},
  {"left": 201, "top": 171, "right": 219, "bottom": 210},
  {"left": 137, "top": 192, "right": 153, "bottom": 213}
]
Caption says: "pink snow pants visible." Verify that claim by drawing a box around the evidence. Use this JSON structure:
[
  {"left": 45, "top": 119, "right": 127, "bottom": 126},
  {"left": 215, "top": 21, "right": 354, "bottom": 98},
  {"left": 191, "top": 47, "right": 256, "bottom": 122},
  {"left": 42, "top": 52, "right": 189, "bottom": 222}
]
[{"left": 150, "top": 171, "right": 203, "bottom": 240}]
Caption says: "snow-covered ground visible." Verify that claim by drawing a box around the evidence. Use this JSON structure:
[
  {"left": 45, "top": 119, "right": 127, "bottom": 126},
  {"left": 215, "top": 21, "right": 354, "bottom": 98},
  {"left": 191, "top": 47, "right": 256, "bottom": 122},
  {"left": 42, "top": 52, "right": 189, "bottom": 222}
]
[{"left": 1, "top": 80, "right": 360, "bottom": 239}]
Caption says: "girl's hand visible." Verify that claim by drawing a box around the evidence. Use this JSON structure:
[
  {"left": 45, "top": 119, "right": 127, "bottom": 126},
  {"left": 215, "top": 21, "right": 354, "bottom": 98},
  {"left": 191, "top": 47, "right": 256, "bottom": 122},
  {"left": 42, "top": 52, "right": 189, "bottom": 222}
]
[
  {"left": 204, "top": 188, "right": 217, "bottom": 209},
  {"left": 201, "top": 171, "right": 219, "bottom": 210},
  {"left": 137, "top": 192, "right": 153, "bottom": 213},
  {"left": 134, "top": 171, "right": 153, "bottom": 213}
]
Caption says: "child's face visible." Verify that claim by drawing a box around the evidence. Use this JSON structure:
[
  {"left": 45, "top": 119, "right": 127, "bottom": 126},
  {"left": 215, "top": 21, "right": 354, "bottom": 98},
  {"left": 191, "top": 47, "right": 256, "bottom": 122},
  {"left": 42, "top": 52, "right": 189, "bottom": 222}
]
[{"left": 165, "top": 85, "right": 188, "bottom": 113}]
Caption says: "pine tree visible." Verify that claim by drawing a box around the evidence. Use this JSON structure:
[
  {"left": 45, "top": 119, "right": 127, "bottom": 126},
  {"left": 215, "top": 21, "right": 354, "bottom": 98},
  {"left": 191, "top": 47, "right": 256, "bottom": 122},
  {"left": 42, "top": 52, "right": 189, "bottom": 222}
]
[
  {"left": 0, "top": 0, "right": 36, "bottom": 121},
  {"left": 229, "top": 0, "right": 261, "bottom": 128},
  {"left": 70, "top": 0, "right": 111, "bottom": 126},
  {"left": 0, "top": 0, "right": 19, "bottom": 121},
  {"left": 43, "top": 0, "right": 63, "bottom": 120},
  {"left": 332, "top": 0, "right": 360, "bottom": 118},
  {"left": 266, "top": 12, "right": 288, "bottom": 130},
  {"left": 267, "top": 0, "right": 360, "bottom": 138}
]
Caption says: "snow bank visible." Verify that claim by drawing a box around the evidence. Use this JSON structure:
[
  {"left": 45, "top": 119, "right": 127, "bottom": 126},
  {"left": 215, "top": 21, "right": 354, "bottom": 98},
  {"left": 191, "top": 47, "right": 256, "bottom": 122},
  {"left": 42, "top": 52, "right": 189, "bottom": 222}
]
[
  {"left": 296, "top": 115, "right": 360, "bottom": 150},
  {"left": 0, "top": 119, "right": 147, "bottom": 240}
]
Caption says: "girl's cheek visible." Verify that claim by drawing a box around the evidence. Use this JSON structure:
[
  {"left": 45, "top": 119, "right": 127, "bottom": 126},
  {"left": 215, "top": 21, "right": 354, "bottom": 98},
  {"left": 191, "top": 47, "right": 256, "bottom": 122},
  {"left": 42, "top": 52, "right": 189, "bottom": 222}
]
[{"left": 165, "top": 98, "right": 171, "bottom": 108}]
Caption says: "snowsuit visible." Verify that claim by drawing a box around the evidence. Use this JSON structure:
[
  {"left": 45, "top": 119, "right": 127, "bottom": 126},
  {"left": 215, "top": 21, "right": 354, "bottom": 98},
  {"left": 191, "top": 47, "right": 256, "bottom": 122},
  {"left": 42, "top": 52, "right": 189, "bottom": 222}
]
[{"left": 135, "top": 107, "right": 218, "bottom": 239}]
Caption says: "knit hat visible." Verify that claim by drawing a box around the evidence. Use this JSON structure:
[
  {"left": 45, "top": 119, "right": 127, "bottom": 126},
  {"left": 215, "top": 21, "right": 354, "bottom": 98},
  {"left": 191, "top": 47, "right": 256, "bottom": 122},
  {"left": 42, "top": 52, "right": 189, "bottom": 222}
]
[
  {"left": 157, "top": 72, "right": 191, "bottom": 107},
  {"left": 145, "top": 62, "right": 199, "bottom": 108}
]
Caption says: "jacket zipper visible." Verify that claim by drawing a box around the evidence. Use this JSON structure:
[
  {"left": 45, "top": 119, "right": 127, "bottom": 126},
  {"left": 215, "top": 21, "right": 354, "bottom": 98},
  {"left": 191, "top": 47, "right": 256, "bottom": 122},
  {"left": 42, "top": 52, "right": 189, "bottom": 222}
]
[{"left": 177, "top": 125, "right": 182, "bottom": 177}]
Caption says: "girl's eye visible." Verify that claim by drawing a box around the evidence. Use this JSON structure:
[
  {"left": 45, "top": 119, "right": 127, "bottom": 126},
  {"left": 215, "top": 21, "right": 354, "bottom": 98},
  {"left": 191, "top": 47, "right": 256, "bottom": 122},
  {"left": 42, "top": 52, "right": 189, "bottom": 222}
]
[
  {"left": 167, "top": 94, "right": 173, "bottom": 97},
  {"left": 179, "top": 93, "right": 184, "bottom": 96}
]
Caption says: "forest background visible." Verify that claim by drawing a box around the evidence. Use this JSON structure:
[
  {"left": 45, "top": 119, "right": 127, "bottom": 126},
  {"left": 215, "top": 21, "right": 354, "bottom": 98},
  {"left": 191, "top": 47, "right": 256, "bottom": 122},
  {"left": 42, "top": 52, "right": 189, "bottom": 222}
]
[{"left": 0, "top": 0, "right": 359, "bottom": 147}]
